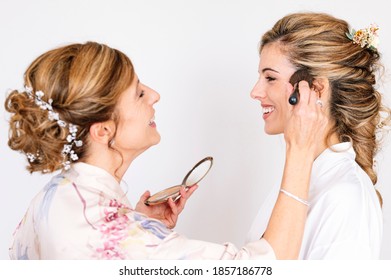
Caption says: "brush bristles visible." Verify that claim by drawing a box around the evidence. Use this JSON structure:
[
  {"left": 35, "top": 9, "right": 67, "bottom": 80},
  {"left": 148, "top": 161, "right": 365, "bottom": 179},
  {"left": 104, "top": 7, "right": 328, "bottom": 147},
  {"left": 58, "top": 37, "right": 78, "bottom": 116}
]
[{"left": 289, "top": 69, "right": 313, "bottom": 86}]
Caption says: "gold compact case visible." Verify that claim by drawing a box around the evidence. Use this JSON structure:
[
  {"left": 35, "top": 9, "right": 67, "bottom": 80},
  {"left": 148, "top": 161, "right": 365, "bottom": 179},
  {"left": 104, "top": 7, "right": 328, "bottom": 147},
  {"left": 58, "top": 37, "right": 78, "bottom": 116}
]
[{"left": 144, "top": 156, "right": 213, "bottom": 206}]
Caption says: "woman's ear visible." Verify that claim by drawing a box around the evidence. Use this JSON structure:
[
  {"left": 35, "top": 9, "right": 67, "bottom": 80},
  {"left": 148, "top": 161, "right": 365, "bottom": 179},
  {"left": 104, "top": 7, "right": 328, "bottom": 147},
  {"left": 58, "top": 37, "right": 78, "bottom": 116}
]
[
  {"left": 89, "top": 120, "right": 116, "bottom": 144},
  {"left": 312, "top": 77, "right": 330, "bottom": 98}
]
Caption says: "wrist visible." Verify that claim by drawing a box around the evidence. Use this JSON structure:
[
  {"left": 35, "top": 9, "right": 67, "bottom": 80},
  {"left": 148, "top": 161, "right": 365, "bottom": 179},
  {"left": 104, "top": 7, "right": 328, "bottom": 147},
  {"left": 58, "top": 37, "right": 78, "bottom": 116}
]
[
  {"left": 285, "top": 145, "right": 317, "bottom": 164},
  {"left": 282, "top": 148, "right": 315, "bottom": 197}
]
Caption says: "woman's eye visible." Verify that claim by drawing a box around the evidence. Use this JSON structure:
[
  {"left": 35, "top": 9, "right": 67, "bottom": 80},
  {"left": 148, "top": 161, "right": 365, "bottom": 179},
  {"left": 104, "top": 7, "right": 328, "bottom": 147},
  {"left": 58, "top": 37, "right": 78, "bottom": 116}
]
[
  {"left": 266, "top": 76, "right": 276, "bottom": 82},
  {"left": 139, "top": 90, "right": 145, "bottom": 98}
]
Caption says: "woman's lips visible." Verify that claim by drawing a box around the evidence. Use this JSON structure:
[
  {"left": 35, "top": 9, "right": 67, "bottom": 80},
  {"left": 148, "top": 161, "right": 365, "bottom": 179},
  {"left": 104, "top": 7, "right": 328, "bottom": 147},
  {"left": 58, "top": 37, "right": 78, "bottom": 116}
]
[
  {"left": 149, "top": 116, "right": 156, "bottom": 127},
  {"left": 262, "top": 106, "right": 275, "bottom": 120}
]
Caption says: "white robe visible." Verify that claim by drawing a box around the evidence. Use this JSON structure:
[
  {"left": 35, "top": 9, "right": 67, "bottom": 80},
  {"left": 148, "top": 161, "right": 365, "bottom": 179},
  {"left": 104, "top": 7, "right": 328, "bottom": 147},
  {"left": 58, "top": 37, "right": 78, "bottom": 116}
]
[{"left": 246, "top": 142, "right": 382, "bottom": 259}]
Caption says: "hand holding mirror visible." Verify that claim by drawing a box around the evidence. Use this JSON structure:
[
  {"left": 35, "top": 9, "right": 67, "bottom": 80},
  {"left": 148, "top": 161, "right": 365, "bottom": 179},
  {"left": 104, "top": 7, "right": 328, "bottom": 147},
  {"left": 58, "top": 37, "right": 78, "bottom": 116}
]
[{"left": 144, "top": 156, "right": 213, "bottom": 206}]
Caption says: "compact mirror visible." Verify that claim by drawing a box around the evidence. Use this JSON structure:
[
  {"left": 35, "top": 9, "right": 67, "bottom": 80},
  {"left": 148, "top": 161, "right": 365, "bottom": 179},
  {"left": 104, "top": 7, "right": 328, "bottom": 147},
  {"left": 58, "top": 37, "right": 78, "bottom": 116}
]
[{"left": 144, "top": 156, "right": 213, "bottom": 205}]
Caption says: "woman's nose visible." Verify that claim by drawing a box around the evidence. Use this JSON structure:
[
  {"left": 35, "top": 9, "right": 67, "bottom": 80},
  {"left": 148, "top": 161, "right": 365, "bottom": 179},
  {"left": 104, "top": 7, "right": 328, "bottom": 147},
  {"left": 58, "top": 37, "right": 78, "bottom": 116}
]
[
  {"left": 250, "top": 80, "right": 264, "bottom": 100},
  {"left": 149, "top": 88, "right": 160, "bottom": 104}
]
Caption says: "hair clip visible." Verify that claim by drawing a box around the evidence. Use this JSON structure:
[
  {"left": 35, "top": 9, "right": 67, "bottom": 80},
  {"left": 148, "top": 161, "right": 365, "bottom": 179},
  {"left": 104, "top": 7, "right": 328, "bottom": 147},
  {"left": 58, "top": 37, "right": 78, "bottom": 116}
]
[{"left": 346, "top": 24, "right": 379, "bottom": 51}]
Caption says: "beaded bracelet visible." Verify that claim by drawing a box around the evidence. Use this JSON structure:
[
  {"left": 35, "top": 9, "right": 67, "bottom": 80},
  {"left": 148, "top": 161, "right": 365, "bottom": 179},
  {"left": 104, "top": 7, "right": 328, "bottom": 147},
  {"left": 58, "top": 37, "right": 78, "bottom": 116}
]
[{"left": 280, "top": 189, "right": 310, "bottom": 207}]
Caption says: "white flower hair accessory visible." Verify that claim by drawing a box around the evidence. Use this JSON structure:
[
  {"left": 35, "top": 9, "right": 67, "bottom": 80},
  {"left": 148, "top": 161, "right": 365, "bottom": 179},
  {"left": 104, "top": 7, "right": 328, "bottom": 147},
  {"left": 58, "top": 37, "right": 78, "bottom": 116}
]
[
  {"left": 23, "top": 86, "right": 83, "bottom": 170},
  {"left": 346, "top": 24, "right": 379, "bottom": 51}
]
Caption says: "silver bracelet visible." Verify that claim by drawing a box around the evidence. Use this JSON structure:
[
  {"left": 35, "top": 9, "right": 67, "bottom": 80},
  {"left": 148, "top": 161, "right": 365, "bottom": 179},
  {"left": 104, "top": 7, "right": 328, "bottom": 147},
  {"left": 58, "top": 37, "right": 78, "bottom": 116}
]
[{"left": 280, "top": 189, "right": 310, "bottom": 207}]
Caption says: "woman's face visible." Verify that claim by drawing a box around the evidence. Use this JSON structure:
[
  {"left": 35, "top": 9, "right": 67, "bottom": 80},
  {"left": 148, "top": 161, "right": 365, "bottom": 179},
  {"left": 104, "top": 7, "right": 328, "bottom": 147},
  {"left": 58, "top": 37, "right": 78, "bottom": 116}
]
[
  {"left": 250, "top": 43, "right": 296, "bottom": 135},
  {"left": 114, "top": 75, "right": 161, "bottom": 155}
]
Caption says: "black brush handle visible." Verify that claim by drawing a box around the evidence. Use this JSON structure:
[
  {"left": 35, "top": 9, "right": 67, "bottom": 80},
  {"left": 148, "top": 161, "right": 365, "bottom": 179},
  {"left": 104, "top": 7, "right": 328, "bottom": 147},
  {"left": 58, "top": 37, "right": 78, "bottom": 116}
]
[{"left": 289, "top": 88, "right": 299, "bottom": 105}]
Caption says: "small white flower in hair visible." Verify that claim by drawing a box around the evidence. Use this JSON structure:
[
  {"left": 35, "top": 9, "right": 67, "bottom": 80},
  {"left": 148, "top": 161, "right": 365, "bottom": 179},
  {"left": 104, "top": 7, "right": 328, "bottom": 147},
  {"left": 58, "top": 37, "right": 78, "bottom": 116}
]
[
  {"left": 48, "top": 111, "right": 59, "bottom": 121},
  {"left": 63, "top": 161, "right": 71, "bottom": 170},
  {"left": 57, "top": 120, "right": 66, "bottom": 127},
  {"left": 62, "top": 144, "right": 72, "bottom": 154},
  {"left": 70, "top": 151, "right": 79, "bottom": 161},
  {"left": 69, "top": 124, "right": 78, "bottom": 134},
  {"left": 35, "top": 91, "right": 44, "bottom": 98},
  {"left": 75, "top": 140, "right": 83, "bottom": 147},
  {"left": 66, "top": 134, "right": 74, "bottom": 143},
  {"left": 26, "top": 153, "right": 37, "bottom": 163}
]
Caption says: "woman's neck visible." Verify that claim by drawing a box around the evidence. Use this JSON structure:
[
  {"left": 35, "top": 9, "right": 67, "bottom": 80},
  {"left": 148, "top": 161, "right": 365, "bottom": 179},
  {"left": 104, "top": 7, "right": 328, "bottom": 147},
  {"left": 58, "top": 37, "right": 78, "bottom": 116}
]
[
  {"left": 314, "top": 132, "right": 340, "bottom": 159},
  {"left": 83, "top": 146, "right": 144, "bottom": 182}
]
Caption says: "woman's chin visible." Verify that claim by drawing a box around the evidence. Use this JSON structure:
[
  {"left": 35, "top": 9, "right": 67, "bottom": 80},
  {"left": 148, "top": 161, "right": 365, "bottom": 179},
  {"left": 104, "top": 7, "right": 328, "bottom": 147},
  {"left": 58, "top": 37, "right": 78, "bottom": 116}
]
[
  {"left": 150, "top": 134, "right": 161, "bottom": 146},
  {"left": 264, "top": 126, "right": 283, "bottom": 135}
]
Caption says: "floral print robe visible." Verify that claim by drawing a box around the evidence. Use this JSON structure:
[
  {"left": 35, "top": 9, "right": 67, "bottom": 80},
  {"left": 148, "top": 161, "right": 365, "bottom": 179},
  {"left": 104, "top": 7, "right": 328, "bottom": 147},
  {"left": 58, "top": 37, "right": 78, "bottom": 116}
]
[{"left": 9, "top": 163, "right": 274, "bottom": 260}]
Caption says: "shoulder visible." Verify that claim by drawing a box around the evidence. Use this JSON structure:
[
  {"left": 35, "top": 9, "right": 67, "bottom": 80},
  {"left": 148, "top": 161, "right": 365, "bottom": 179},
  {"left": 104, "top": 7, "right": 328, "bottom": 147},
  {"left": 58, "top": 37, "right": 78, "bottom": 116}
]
[
  {"left": 311, "top": 154, "right": 380, "bottom": 216},
  {"left": 316, "top": 154, "right": 372, "bottom": 197},
  {"left": 26, "top": 173, "right": 73, "bottom": 213}
]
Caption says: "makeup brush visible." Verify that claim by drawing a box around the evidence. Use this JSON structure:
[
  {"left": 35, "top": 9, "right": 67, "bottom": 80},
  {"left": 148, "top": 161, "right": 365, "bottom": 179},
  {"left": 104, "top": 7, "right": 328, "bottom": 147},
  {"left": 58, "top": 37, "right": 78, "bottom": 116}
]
[{"left": 288, "top": 69, "right": 314, "bottom": 105}]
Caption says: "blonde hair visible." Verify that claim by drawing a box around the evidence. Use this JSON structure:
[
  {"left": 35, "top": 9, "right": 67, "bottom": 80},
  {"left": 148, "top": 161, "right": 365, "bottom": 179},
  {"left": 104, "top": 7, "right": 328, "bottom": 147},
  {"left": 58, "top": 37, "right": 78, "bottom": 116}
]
[
  {"left": 5, "top": 42, "right": 135, "bottom": 173},
  {"left": 260, "top": 12, "right": 390, "bottom": 205}
]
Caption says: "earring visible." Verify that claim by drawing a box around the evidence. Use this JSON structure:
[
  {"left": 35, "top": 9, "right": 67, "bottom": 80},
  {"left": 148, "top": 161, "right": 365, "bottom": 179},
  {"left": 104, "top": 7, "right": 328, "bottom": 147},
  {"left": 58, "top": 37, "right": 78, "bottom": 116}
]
[
  {"left": 109, "top": 138, "right": 115, "bottom": 147},
  {"left": 316, "top": 99, "right": 323, "bottom": 107}
]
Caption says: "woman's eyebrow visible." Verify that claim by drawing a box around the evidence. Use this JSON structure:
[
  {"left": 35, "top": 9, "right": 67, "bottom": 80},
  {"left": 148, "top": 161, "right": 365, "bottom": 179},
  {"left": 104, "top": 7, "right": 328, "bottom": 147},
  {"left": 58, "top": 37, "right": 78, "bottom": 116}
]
[{"left": 261, "top": 67, "right": 280, "bottom": 74}]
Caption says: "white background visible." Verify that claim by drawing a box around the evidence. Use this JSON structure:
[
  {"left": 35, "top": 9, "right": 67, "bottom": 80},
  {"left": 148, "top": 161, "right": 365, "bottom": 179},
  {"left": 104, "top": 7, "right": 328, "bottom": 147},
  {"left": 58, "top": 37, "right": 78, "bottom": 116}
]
[{"left": 0, "top": 0, "right": 390, "bottom": 260}]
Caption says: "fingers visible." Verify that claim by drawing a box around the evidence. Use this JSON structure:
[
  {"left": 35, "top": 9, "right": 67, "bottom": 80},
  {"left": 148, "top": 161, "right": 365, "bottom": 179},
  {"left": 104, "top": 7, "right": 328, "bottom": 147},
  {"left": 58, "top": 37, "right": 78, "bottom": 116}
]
[
  {"left": 176, "top": 188, "right": 188, "bottom": 213},
  {"left": 296, "top": 81, "right": 322, "bottom": 116},
  {"left": 297, "top": 80, "right": 319, "bottom": 109},
  {"left": 184, "top": 185, "right": 198, "bottom": 199},
  {"left": 297, "top": 80, "right": 323, "bottom": 109},
  {"left": 175, "top": 185, "right": 199, "bottom": 213},
  {"left": 297, "top": 80, "right": 312, "bottom": 106},
  {"left": 167, "top": 197, "right": 178, "bottom": 215},
  {"left": 139, "top": 190, "right": 151, "bottom": 202},
  {"left": 166, "top": 184, "right": 199, "bottom": 214}
]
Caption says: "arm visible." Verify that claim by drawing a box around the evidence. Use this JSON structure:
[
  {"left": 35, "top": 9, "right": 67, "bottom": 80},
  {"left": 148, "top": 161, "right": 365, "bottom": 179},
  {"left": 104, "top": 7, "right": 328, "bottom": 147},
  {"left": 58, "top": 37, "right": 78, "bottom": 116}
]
[
  {"left": 263, "top": 81, "right": 328, "bottom": 259},
  {"left": 263, "top": 147, "right": 313, "bottom": 259}
]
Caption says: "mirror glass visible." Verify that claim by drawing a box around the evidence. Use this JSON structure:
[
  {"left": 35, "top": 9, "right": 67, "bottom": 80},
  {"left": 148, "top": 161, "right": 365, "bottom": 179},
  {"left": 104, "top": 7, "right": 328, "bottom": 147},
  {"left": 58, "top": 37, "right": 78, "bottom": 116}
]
[{"left": 183, "top": 157, "right": 213, "bottom": 186}]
